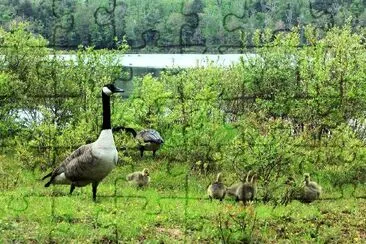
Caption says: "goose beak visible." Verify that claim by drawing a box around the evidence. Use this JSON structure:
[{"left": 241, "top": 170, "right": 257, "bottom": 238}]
[{"left": 113, "top": 87, "right": 124, "bottom": 93}]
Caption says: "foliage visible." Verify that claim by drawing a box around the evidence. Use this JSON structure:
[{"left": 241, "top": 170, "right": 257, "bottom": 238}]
[
  {"left": 0, "top": 22, "right": 128, "bottom": 168},
  {"left": 109, "top": 25, "right": 366, "bottom": 204},
  {"left": 216, "top": 207, "right": 257, "bottom": 243},
  {"left": 0, "top": 0, "right": 365, "bottom": 50},
  {"left": 1, "top": 23, "right": 365, "bottom": 200},
  {"left": 0, "top": 5, "right": 366, "bottom": 243}
]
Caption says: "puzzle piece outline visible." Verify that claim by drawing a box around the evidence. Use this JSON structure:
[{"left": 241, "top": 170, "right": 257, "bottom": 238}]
[{"left": 1, "top": 1, "right": 366, "bottom": 242}]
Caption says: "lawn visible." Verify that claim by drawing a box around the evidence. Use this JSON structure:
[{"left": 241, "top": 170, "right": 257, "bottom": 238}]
[{"left": 0, "top": 155, "right": 365, "bottom": 243}]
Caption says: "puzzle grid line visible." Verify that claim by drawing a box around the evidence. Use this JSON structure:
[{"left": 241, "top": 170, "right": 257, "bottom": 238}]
[{"left": 1, "top": 0, "right": 365, "bottom": 241}]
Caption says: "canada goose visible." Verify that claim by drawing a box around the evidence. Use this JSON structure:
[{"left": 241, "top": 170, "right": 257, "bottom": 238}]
[
  {"left": 207, "top": 172, "right": 226, "bottom": 201},
  {"left": 42, "top": 83, "right": 124, "bottom": 201},
  {"left": 112, "top": 126, "right": 164, "bottom": 157},
  {"left": 126, "top": 168, "right": 150, "bottom": 187}
]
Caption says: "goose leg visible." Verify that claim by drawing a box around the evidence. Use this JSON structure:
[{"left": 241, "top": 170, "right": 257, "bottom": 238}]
[
  {"left": 153, "top": 150, "right": 156, "bottom": 157},
  {"left": 140, "top": 148, "right": 144, "bottom": 157},
  {"left": 69, "top": 184, "right": 76, "bottom": 195},
  {"left": 92, "top": 182, "right": 99, "bottom": 201}
]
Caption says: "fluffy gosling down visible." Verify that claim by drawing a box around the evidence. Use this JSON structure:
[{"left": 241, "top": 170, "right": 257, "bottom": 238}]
[
  {"left": 282, "top": 173, "right": 322, "bottom": 204},
  {"left": 236, "top": 171, "right": 258, "bottom": 204},
  {"left": 226, "top": 170, "right": 258, "bottom": 204},
  {"left": 302, "top": 173, "right": 322, "bottom": 203},
  {"left": 127, "top": 168, "right": 150, "bottom": 187},
  {"left": 207, "top": 172, "right": 226, "bottom": 201}
]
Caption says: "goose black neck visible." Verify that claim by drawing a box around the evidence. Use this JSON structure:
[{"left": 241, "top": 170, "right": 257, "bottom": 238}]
[
  {"left": 113, "top": 126, "right": 137, "bottom": 137},
  {"left": 125, "top": 127, "right": 137, "bottom": 137},
  {"left": 102, "top": 92, "right": 111, "bottom": 130}
]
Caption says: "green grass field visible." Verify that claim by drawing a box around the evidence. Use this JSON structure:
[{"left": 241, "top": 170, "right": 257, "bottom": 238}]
[{"left": 0, "top": 155, "right": 365, "bottom": 243}]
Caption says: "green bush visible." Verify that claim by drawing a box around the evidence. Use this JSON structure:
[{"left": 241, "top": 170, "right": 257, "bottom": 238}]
[
  {"left": 0, "top": 22, "right": 128, "bottom": 169},
  {"left": 112, "top": 25, "right": 366, "bottom": 201},
  {"left": 1, "top": 23, "right": 365, "bottom": 197}
]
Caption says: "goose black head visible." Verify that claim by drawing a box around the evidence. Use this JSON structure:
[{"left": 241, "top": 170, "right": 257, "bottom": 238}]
[{"left": 103, "top": 83, "right": 124, "bottom": 96}]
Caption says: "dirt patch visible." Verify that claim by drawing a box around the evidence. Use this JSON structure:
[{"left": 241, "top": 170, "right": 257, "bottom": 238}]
[{"left": 156, "top": 227, "right": 184, "bottom": 240}]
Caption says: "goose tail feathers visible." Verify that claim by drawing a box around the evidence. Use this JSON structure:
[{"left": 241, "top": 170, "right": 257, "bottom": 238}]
[
  {"left": 44, "top": 180, "right": 52, "bottom": 187},
  {"left": 42, "top": 172, "right": 52, "bottom": 180}
]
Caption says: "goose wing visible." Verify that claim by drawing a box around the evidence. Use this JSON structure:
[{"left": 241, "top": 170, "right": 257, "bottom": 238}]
[
  {"left": 63, "top": 145, "right": 99, "bottom": 182},
  {"left": 138, "top": 129, "right": 164, "bottom": 144},
  {"left": 44, "top": 144, "right": 94, "bottom": 185},
  {"left": 62, "top": 144, "right": 93, "bottom": 166}
]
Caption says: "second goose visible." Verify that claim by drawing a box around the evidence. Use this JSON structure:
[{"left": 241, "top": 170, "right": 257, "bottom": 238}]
[{"left": 113, "top": 126, "right": 164, "bottom": 157}]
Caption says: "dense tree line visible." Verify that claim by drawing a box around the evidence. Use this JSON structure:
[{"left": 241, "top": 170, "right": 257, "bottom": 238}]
[{"left": 0, "top": 0, "right": 365, "bottom": 52}]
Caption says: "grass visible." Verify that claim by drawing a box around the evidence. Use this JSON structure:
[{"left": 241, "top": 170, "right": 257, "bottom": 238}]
[{"left": 0, "top": 154, "right": 365, "bottom": 243}]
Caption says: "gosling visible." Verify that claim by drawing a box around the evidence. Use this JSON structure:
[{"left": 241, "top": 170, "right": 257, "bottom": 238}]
[
  {"left": 282, "top": 173, "right": 322, "bottom": 204},
  {"left": 126, "top": 168, "right": 150, "bottom": 187},
  {"left": 207, "top": 172, "right": 226, "bottom": 201},
  {"left": 226, "top": 170, "right": 258, "bottom": 204},
  {"left": 235, "top": 172, "right": 258, "bottom": 204},
  {"left": 302, "top": 173, "right": 322, "bottom": 203}
]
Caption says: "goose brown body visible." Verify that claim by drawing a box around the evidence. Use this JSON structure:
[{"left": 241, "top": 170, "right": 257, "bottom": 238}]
[
  {"left": 113, "top": 126, "right": 164, "bottom": 157},
  {"left": 42, "top": 84, "right": 123, "bottom": 201}
]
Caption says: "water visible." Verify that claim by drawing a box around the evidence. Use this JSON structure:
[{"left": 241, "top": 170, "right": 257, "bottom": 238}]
[
  {"left": 54, "top": 53, "right": 258, "bottom": 95},
  {"left": 54, "top": 53, "right": 257, "bottom": 68},
  {"left": 10, "top": 54, "right": 258, "bottom": 126}
]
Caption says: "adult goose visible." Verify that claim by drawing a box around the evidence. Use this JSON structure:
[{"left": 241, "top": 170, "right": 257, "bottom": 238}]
[
  {"left": 42, "top": 83, "right": 124, "bottom": 201},
  {"left": 112, "top": 126, "right": 164, "bottom": 157}
]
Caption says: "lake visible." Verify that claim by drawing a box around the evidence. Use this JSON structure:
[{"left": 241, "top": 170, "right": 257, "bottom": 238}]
[
  {"left": 54, "top": 53, "right": 258, "bottom": 69},
  {"left": 11, "top": 53, "right": 258, "bottom": 125}
]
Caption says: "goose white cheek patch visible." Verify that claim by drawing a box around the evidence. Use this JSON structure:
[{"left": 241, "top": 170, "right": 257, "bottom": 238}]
[{"left": 102, "top": 87, "right": 112, "bottom": 95}]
